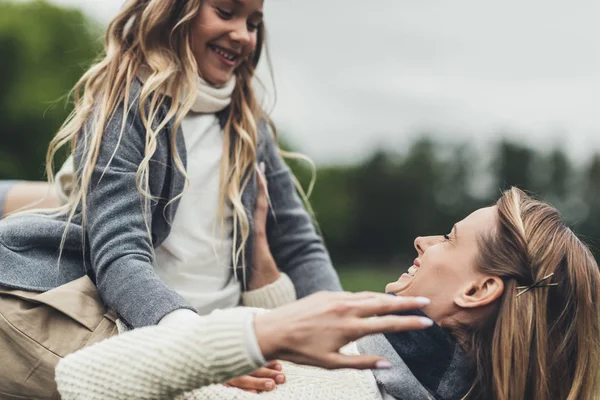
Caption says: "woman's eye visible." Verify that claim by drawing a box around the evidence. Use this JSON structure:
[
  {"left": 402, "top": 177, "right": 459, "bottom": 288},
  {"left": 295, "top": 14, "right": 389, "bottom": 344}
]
[
  {"left": 216, "top": 8, "right": 233, "bottom": 19},
  {"left": 443, "top": 234, "right": 450, "bottom": 240},
  {"left": 247, "top": 22, "right": 259, "bottom": 31}
]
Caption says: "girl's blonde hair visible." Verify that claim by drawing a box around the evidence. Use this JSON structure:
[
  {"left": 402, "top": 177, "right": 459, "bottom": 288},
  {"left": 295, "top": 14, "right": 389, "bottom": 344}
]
[
  {"left": 466, "top": 188, "right": 600, "bottom": 400},
  {"left": 45, "top": 0, "right": 303, "bottom": 282}
]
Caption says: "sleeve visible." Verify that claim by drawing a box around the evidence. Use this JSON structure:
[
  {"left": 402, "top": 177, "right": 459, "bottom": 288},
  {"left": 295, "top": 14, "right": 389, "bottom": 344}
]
[
  {"left": 0, "top": 180, "right": 18, "bottom": 218},
  {"left": 241, "top": 272, "right": 297, "bottom": 308},
  {"left": 55, "top": 307, "right": 266, "bottom": 400},
  {"left": 259, "top": 127, "right": 343, "bottom": 298},
  {"left": 76, "top": 94, "right": 194, "bottom": 328}
]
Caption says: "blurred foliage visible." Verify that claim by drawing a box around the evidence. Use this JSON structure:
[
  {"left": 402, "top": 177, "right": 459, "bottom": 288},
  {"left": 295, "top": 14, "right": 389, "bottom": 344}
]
[
  {"left": 1, "top": 1, "right": 599, "bottom": 291},
  {"left": 0, "top": 0, "right": 101, "bottom": 179},
  {"left": 291, "top": 139, "right": 600, "bottom": 268}
]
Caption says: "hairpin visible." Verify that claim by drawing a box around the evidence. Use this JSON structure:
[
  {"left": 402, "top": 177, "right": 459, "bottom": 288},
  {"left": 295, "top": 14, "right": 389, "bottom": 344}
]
[{"left": 516, "top": 273, "right": 558, "bottom": 297}]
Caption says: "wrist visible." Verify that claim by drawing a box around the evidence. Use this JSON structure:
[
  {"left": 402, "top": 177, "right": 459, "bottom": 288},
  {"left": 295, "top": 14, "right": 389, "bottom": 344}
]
[
  {"left": 249, "top": 257, "right": 280, "bottom": 291},
  {"left": 253, "top": 312, "right": 282, "bottom": 360}
]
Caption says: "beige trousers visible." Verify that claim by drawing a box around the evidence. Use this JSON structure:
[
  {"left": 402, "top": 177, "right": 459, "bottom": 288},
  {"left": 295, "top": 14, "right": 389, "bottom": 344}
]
[{"left": 0, "top": 276, "right": 117, "bottom": 399}]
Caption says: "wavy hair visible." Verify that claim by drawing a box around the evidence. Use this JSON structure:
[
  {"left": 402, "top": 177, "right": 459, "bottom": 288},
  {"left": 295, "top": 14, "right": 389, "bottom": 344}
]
[{"left": 44, "top": 0, "right": 305, "bottom": 282}]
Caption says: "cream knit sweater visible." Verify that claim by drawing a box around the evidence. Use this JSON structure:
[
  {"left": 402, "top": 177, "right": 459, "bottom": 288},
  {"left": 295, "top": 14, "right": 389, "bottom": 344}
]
[{"left": 55, "top": 276, "right": 382, "bottom": 400}]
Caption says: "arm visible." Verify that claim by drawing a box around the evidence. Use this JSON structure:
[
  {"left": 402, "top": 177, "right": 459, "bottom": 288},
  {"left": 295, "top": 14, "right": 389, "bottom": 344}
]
[
  {"left": 76, "top": 93, "right": 193, "bottom": 328},
  {"left": 0, "top": 157, "right": 77, "bottom": 218},
  {"left": 259, "top": 127, "right": 343, "bottom": 297},
  {"left": 56, "top": 307, "right": 264, "bottom": 400},
  {"left": 242, "top": 168, "right": 297, "bottom": 309},
  {"left": 0, "top": 181, "right": 60, "bottom": 217},
  {"left": 0, "top": 180, "right": 18, "bottom": 217},
  {"left": 56, "top": 292, "right": 434, "bottom": 400}
]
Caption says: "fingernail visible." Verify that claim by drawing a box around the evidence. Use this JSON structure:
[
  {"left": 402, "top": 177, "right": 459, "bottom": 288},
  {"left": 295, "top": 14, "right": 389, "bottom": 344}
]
[
  {"left": 260, "top": 162, "right": 266, "bottom": 174},
  {"left": 420, "top": 317, "right": 434, "bottom": 327},
  {"left": 274, "top": 363, "right": 282, "bottom": 371},
  {"left": 275, "top": 374, "right": 285, "bottom": 383},
  {"left": 416, "top": 297, "right": 431, "bottom": 306},
  {"left": 375, "top": 360, "right": 392, "bottom": 369},
  {"left": 265, "top": 381, "right": 274, "bottom": 390}
]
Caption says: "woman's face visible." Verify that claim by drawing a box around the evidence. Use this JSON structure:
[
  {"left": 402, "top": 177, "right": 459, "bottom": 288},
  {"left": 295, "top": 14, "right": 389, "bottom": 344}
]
[
  {"left": 191, "top": 0, "right": 263, "bottom": 86},
  {"left": 386, "top": 206, "right": 498, "bottom": 324}
]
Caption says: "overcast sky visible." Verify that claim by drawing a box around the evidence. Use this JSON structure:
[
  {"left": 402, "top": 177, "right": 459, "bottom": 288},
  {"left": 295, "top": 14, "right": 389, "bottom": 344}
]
[{"left": 33, "top": 0, "right": 600, "bottom": 164}]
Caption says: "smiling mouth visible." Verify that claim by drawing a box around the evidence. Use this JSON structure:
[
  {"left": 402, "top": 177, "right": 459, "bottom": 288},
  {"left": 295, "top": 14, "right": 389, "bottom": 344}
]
[
  {"left": 407, "top": 264, "right": 419, "bottom": 277},
  {"left": 209, "top": 44, "right": 240, "bottom": 64}
]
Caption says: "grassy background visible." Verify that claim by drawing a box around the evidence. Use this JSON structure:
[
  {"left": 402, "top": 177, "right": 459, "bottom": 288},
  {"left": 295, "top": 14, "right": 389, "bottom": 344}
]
[{"left": 337, "top": 266, "right": 403, "bottom": 293}]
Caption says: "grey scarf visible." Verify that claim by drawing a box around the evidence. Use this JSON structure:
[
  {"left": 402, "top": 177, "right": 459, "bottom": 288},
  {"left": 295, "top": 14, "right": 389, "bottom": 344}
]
[{"left": 357, "top": 309, "right": 474, "bottom": 400}]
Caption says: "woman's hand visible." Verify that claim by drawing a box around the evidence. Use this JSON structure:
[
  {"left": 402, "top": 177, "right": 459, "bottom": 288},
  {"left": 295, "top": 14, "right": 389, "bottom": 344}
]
[
  {"left": 224, "top": 361, "right": 285, "bottom": 393},
  {"left": 248, "top": 163, "right": 280, "bottom": 291},
  {"left": 254, "top": 291, "right": 433, "bottom": 370}
]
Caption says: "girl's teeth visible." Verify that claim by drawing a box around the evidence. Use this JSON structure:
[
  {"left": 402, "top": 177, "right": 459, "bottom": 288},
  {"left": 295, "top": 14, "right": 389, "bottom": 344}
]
[
  {"left": 408, "top": 266, "right": 418, "bottom": 276},
  {"left": 214, "top": 47, "right": 235, "bottom": 61}
]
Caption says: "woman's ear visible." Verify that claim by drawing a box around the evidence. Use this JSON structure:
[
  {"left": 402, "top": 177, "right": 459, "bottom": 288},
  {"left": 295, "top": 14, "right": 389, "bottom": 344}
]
[{"left": 454, "top": 276, "right": 504, "bottom": 309}]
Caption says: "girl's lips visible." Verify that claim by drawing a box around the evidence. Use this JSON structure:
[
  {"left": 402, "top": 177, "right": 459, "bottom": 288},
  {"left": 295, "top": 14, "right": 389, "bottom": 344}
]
[
  {"left": 209, "top": 44, "right": 239, "bottom": 68},
  {"left": 414, "top": 258, "right": 421, "bottom": 267},
  {"left": 211, "top": 47, "right": 236, "bottom": 67}
]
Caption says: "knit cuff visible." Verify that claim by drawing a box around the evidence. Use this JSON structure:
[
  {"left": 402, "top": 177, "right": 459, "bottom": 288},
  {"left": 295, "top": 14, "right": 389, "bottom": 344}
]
[
  {"left": 243, "top": 311, "right": 267, "bottom": 365},
  {"left": 198, "top": 307, "right": 267, "bottom": 379},
  {"left": 242, "top": 272, "right": 297, "bottom": 309}
]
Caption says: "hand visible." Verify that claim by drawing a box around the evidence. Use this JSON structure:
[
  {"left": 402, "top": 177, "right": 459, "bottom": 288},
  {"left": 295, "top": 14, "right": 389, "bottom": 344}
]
[
  {"left": 248, "top": 162, "right": 280, "bottom": 291},
  {"left": 224, "top": 361, "right": 286, "bottom": 393},
  {"left": 254, "top": 291, "right": 433, "bottom": 370}
]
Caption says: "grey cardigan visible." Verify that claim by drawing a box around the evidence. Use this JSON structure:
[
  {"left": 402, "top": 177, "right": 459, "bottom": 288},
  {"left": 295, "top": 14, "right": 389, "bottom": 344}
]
[{"left": 0, "top": 80, "right": 341, "bottom": 328}]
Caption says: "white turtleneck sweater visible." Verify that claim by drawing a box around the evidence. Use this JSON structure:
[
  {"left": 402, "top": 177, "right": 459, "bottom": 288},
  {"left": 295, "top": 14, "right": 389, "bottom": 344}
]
[{"left": 153, "top": 76, "right": 240, "bottom": 316}]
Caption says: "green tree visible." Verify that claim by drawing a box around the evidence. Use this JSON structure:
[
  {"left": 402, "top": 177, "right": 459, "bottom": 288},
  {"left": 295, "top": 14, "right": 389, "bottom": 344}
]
[
  {"left": 493, "top": 140, "right": 535, "bottom": 192},
  {"left": 0, "top": 0, "right": 101, "bottom": 179}
]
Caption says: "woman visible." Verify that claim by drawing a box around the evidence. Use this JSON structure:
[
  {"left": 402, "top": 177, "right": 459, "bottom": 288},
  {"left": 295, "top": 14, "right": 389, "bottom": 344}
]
[{"left": 55, "top": 188, "right": 600, "bottom": 400}]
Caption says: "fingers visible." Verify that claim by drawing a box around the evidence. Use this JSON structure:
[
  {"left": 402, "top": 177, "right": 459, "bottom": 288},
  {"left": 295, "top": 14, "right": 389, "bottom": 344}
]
[
  {"left": 249, "top": 364, "right": 286, "bottom": 384},
  {"left": 265, "top": 360, "right": 282, "bottom": 371},
  {"left": 349, "top": 294, "right": 431, "bottom": 318},
  {"left": 322, "top": 353, "right": 392, "bottom": 370},
  {"left": 352, "top": 314, "right": 433, "bottom": 338},
  {"left": 225, "top": 375, "right": 277, "bottom": 392}
]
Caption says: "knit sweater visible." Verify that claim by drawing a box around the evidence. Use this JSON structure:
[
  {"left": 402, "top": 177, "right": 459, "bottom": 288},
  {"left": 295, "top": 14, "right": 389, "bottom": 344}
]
[
  {"left": 55, "top": 312, "right": 381, "bottom": 400},
  {"left": 55, "top": 273, "right": 382, "bottom": 400}
]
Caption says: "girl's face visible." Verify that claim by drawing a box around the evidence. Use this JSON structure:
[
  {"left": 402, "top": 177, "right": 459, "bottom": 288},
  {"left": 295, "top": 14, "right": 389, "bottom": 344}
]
[
  {"left": 191, "top": 0, "right": 264, "bottom": 86},
  {"left": 385, "top": 206, "right": 498, "bottom": 324}
]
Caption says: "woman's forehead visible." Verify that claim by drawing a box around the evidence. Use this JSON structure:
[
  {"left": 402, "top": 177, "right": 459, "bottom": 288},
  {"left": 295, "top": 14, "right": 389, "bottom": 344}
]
[{"left": 458, "top": 206, "right": 497, "bottom": 239}]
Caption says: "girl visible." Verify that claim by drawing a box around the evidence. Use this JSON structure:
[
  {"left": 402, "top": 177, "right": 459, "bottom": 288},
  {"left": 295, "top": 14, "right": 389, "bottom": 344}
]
[
  {"left": 0, "top": 0, "right": 340, "bottom": 396},
  {"left": 55, "top": 188, "right": 600, "bottom": 400}
]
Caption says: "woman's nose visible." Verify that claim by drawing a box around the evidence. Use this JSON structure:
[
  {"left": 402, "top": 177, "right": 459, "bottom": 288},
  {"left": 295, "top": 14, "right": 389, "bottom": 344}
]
[
  {"left": 414, "top": 236, "right": 439, "bottom": 255},
  {"left": 414, "top": 237, "right": 425, "bottom": 255}
]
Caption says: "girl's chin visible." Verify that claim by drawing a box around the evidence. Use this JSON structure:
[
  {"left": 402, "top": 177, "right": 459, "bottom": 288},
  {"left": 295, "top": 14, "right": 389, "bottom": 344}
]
[{"left": 385, "top": 273, "right": 414, "bottom": 294}]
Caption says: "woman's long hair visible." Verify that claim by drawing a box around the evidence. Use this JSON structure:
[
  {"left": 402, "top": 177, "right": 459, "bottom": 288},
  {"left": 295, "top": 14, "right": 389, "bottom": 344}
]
[
  {"left": 44, "top": 0, "right": 306, "bottom": 281},
  {"left": 466, "top": 188, "right": 600, "bottom": 400}
]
